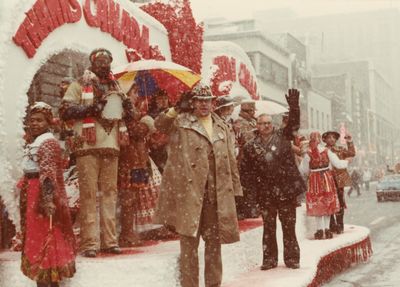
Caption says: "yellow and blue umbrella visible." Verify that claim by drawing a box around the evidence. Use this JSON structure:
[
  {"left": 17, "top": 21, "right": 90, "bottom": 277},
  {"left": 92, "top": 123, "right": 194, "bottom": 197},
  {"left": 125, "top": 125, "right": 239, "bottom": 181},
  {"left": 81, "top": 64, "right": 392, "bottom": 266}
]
[{"left": 113, "top": 60, "right": 201, "bottom": 103}]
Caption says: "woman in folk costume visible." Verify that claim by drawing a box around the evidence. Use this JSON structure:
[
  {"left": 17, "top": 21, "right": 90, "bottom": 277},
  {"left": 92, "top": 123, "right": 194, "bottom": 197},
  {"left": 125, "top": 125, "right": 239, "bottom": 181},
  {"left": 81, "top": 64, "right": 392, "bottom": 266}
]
[
  {"left": 19, "top": 102, "right": 76, "bottom": 287},
  {"left": 299, "top": 131, "right": 349, "bottom": 240},
  {"left": 118, "top": 84, "right": 162, "bottom": 247}
]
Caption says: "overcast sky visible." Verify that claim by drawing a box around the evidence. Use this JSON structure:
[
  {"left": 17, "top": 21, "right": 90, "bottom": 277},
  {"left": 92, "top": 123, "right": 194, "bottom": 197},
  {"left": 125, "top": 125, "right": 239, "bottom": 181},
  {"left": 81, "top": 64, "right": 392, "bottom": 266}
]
[{"left": 189, "top": 0, "right": 400, "bottom": 21}]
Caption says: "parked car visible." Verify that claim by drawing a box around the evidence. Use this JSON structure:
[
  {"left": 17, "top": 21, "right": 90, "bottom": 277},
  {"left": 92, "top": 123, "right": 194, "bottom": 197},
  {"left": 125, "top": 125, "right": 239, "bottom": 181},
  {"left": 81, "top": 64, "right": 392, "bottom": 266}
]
[{"left": 376, "top": 174, "right": 400, "bottom": 202}]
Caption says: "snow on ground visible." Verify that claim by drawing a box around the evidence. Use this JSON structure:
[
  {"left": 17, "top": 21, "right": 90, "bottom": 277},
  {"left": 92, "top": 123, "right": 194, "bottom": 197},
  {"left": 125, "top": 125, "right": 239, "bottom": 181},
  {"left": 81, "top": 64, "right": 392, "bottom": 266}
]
[
  {"left": 224, "top": 224, "right": 370, "bottom": 287},
  {"left": 0, "top": 206, "right": 371, "bottom": 287}
]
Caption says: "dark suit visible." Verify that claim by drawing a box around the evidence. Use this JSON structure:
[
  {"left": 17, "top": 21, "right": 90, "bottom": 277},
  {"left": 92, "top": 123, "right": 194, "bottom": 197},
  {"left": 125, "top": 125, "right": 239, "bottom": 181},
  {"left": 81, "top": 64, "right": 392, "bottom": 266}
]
[{"left": 241, "top": 105, "right": 306, "bottom": 267}]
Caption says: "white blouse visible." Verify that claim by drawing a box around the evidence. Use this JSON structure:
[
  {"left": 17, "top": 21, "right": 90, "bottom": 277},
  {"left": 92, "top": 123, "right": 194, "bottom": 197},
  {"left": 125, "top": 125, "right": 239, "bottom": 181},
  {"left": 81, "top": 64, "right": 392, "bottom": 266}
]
[
  {"left": 21, "top": 132, "right": 55, "bottom": 174},
  {"left": 298, "top": 144, "right": 348, "bottom": 176}
]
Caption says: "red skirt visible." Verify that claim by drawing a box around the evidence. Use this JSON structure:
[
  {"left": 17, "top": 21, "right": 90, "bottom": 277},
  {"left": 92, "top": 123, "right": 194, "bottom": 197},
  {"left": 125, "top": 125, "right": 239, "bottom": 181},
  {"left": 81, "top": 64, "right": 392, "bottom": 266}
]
[
  {"left": 21, "top": 179, "right": 75, "bottom": 283},
  {"left": 306, "top": 170, "right": 339, "bottom": 216}
]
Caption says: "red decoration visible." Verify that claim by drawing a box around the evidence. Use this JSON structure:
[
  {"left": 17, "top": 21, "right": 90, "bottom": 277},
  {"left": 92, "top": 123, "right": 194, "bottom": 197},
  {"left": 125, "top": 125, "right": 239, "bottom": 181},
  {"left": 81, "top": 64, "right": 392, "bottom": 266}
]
[
  {"left": 210, "top": 56, "right": 236, "bottom": 96},
  {"left": 239, "top": 63, "right": 259, "bottom": 100},
  {"left": 308, "top": 236, "right": 373, "bottom": 287},
  {"left": 82, "top": 0, "right": 97, "bottom": 27},
  {"left": 141, "top": 0, "right": 203, "bottom": 74},
  {"left": 13, "top": 0, "right": 151, "bottom": 59}
]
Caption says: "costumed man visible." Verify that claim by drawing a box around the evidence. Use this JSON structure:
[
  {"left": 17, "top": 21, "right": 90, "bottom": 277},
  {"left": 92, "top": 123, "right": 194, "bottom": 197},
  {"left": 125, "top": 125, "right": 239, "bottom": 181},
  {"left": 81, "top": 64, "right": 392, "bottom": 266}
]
[
  {"left": 322, "top": 131, "right": 355, "bottom": 234},
  {"left": 241, "top": 89, "right": 306, "bottom": 270},
  {"left": 236, "top": 100, "right": 258, "bottom": 219},
  {"left": 60, "top": 48, "right": 134, "bottom": 257},
  {"left": 154, "top": 83, "right": 242, "bottom": 287}
]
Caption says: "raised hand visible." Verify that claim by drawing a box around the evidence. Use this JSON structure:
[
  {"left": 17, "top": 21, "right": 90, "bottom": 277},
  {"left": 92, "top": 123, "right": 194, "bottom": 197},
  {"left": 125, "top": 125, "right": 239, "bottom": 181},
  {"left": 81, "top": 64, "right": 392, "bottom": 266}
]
[
  {"left": 345, "top": 133, "right": 353, "bottom": 142},
  {"left": 285, "top": 88, "right": 300, "bottom": 107}
]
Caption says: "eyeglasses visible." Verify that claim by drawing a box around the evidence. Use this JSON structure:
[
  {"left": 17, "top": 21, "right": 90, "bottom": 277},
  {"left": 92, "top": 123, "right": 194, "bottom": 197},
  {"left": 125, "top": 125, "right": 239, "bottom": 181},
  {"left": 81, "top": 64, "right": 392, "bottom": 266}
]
[{"left": 257, "top": 121, "right": 272, "bottom": 125}]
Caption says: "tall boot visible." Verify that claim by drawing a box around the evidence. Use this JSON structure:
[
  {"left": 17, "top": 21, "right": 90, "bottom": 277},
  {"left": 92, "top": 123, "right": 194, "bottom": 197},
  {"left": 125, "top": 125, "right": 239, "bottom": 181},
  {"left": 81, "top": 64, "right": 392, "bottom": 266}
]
[
  {"left": 119, "top": 190, "right": 140, "bottom": 247},
  {"left": 329, "top": 214, "right": 338, "bottom": 233},
  {"left": 36, "top": 283, "right": 49, "bottom": 287},
  {"left": 335, "top": 208, "right": 344, "bottom": 234}
]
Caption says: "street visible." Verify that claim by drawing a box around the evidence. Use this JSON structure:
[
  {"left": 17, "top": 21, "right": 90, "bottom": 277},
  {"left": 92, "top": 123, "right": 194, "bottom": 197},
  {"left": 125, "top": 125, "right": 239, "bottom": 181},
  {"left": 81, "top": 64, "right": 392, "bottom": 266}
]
[{"left": 325, "top": 182, "right": 400, "bottom": 287}]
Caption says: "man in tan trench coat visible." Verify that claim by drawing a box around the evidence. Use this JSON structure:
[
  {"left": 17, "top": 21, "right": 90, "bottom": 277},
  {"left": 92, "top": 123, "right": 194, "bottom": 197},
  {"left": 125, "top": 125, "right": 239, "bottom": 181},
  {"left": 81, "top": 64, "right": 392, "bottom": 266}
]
[{"left": 154, "top": 83, "right": 242, "bottom": 287}]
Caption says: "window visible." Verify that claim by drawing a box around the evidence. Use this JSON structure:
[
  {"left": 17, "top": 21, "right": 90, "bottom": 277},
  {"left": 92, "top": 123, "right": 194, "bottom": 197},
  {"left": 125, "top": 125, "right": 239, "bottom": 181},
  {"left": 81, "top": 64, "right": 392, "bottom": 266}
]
[
  {"left": 327, "top": 114, "right": 330, "bottom": 130},
  {"left": 310, "top": 108, "right": 314, "bottom": 128},
  {"left": 316, "top": 110, "right": 320, "bottom": 129}
]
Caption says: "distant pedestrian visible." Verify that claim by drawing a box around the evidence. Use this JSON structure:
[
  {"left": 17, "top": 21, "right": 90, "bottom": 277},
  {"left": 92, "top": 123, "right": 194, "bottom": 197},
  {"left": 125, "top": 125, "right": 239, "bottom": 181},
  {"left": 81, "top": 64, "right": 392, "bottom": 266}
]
[
  {"left": 362, "top": 168, "right": 372, "bottom": 191},
  {"left": 348, "top": 169, "right": 362, "bottom": 196}
]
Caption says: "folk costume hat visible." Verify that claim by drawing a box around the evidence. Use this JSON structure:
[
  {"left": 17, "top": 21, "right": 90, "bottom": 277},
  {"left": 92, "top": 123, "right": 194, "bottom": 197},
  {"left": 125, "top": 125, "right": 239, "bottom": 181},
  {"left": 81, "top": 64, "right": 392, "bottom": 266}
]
[{"left": 322, "top": 131, "right": 340, "bottom": 142}]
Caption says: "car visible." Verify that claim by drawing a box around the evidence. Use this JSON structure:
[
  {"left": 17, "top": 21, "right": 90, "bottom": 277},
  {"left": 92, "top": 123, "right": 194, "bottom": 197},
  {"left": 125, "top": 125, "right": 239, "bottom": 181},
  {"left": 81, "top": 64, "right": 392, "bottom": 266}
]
[{"left": 376, "top": 174, "right": 400, "bottom": 202}]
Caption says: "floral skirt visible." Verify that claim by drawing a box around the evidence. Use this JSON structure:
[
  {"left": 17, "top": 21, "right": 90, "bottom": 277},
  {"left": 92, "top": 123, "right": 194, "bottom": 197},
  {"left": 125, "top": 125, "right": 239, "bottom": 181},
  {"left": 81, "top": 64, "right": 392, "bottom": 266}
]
[
  {"left": 306, "top": 170, "right": 339, "bottom": 216},
  {"left": 119, "top": 158, "right": 162, "bottom": 232},
  {"left": 20, "top": 179, "right": 75, "bottom": 283},
  {"left": 132, "top": 182, "right": 160, "bottom": 232}
]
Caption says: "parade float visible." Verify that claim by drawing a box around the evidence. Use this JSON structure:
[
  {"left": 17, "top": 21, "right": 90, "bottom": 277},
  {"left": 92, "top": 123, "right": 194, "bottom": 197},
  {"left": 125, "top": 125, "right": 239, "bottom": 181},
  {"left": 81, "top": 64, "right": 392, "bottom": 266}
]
[{"left": 0, "top": 1, "right": 371, "bottom": 286}]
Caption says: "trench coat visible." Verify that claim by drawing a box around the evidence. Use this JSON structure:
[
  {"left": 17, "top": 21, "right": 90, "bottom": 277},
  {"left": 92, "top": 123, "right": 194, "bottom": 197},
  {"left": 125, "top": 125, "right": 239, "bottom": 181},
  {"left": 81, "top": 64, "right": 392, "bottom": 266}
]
[{"left": 153, "top": 111, "right": 242, "bottom": 244}]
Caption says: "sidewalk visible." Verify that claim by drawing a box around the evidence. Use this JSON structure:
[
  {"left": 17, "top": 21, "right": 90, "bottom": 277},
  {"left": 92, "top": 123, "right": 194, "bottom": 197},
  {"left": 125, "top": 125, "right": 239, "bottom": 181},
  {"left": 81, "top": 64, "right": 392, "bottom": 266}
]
[{"left": 0, "top": 206, "right": 372, "bottom": 287}]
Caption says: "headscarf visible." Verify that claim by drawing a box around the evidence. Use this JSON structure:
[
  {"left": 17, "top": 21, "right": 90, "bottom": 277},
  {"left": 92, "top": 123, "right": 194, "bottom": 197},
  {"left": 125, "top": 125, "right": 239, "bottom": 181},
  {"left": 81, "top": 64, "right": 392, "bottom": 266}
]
[
  {"left": 309, "top": 131, "right": 322, "bottom": 160},
  {"left": 30, "top": 101, "right": 54, "bottom": 124},
  {"left": 89, "top": 48, "right": 113, "bottom": 63}
]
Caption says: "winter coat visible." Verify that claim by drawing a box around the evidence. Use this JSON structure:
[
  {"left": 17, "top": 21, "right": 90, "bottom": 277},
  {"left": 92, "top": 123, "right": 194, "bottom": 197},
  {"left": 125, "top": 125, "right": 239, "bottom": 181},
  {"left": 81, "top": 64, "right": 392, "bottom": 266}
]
[
  {"left": 241, "top": 107, "right": 306, "bottom": 208},
  {"left": 153, "top": 111, "right": 242, "bottom": 244}
]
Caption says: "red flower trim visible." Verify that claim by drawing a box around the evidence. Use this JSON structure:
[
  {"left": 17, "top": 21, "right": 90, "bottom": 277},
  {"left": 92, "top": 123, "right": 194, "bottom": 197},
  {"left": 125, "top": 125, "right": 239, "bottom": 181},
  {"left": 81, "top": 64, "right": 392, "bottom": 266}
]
[
  {"left": 141, "top": 0, "right": 203, "bottom": 74},
  {"left": 308, "top": 236, "right": 373, "bottom": 287}
]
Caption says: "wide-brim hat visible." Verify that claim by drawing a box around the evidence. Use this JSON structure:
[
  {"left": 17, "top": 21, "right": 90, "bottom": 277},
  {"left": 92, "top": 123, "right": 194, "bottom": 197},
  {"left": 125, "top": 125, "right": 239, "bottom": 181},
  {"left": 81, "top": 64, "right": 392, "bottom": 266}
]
[
  {"left": 191, "top": 82, "right": 216, "bottom": 100},
  {"left": 322, "top": 131, "right": 340, "bottom": 142},
  {"left": 215, "top": 95, "right": 238, "bottom": 110}
]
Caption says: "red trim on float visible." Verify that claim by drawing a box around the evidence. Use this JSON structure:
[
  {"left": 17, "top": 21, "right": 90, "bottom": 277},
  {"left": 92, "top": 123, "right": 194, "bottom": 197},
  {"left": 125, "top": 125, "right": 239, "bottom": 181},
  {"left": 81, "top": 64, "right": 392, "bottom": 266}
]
[{"left": 308, "top": 236, "right": 373, "bottom": 287}]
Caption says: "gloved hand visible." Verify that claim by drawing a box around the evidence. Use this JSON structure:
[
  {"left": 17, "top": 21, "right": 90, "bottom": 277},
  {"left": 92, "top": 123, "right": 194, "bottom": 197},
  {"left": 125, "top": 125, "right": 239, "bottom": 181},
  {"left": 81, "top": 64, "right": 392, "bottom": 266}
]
[
  {"left": 175, "top": 91, "right": 194, "bottom": 113},
  {"left": 285, "top": 88, "right": 300, "bottom": 108},
  {"left": 92, "top": 98, "right": 107, "bottom": 117},
  {"left": 122, "top": 98, "right": 137, "bottom": 121}
]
